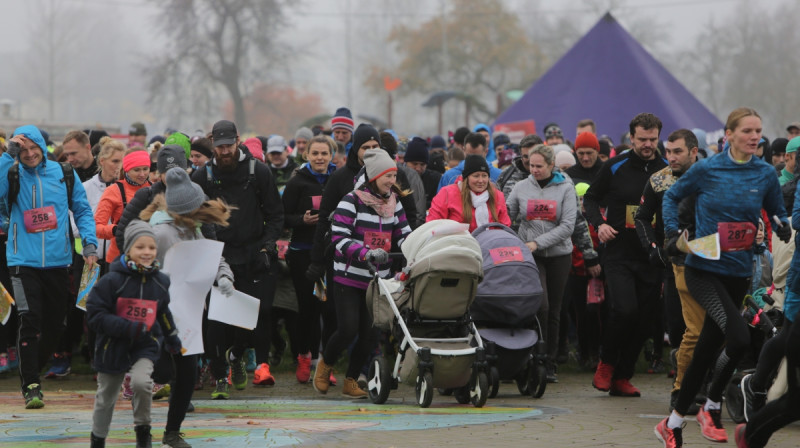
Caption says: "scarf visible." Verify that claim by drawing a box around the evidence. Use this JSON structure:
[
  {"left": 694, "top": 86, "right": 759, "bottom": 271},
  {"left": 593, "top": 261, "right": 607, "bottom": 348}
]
[
  {"left": 121, "top": 254, "right": 161, "bottom": 274},
  {"left": 471, "top": 189, "right": 490, "bottom": 227},
  {"left": 124, "top": 173, "right": 144, "bottom": 187},
  {"left": 354, "top": 188, "right": 396, "bottom": 219}
]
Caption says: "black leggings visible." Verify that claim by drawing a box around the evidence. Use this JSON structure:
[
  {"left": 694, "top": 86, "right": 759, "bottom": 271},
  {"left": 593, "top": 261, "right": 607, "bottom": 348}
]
[
  {"left": 322, "top": 283, "right": 376, "bottom": 379},
  {"left": 674, "top": 266, "right": 750, "bottom": 414},
  {"left": 153, "top": 351, "right": 198, "bottom": 432},
  {"left": 745, "top": 311, "right": 800, "bottom": 447},
  {"left": 533, "top": 254, "right": 572, "bottom": 361},
  {"left": 286, "top": 249, "right": 322, "bottom": 357},
  {"left": 561, "top": 274, "right": 602, "bottom": 362},
  {"left": 751, "top": 319, "right": 792, "bottom": 391}
]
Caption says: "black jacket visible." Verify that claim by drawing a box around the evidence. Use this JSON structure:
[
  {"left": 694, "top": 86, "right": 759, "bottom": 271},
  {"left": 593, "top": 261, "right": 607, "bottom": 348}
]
[
  {"left": 87, "top": 258, "right": 176, "bottom": 374},
  {"left": 192, "top": 150, "right": 284, "bottom": 264},
  {"left": 583, "top": 150, "right": 667, "bottom": 261},
  {"left": 565, "top": 159, "right": 604, "bottom": 185},
  {"left": 420, "top": 169, "right": 442, "bottom": 210},
  {"left": 283, "top": 165, "right": 331, "bottom": 247}
]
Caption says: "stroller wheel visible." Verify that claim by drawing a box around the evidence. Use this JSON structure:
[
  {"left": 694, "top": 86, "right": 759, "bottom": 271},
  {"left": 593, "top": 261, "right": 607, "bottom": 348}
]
[
  {"left": 529, "top": 361, "right": 547, "bottom": 399},
  {"left": 471, "top": 371, "right": 489, "bottom": 408},
  {"left": 415, "top": 371, "right": 434, "bottom": 408},
  {"left": 725, "top": 370, "right": 749, "bottom": 424},
  {"left": 367, "top": 356, "right": 392, "bottom": 404},
  {"left": 454, "top": 386, "right": 471, "bottom": 404},
  {"left": 489, "top": 366, "right": 500, "bottom": 398}
]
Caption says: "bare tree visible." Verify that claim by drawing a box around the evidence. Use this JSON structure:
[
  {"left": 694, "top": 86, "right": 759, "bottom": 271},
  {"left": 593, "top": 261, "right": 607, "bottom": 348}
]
[{"left": 143, "top": 0, "right": 289, "bottom": 132}]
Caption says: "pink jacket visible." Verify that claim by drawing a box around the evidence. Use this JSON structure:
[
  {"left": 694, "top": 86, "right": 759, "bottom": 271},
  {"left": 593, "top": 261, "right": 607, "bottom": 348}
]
[{"left": 426, "top": 183, "right": 511, "bottom": 232}]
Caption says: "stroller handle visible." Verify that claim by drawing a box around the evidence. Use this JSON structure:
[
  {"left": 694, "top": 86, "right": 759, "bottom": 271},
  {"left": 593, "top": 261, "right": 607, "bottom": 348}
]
[{"left": 366, "top": 252, "right": 404, "bottom": 276}]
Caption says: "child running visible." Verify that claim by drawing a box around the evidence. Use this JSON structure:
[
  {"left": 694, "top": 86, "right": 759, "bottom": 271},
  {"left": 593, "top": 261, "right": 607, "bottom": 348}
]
[{"left": 86, "top": 220, "right": 182, "bottom": 448}]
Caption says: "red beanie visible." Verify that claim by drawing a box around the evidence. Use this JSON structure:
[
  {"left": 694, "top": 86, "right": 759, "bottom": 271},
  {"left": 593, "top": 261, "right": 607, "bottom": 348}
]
[
  {"left": 574, "top": 132, "right": 599, "bottom": 151},
  {"left": 123, "top": 150, "right": 151, "bottom": 172}
]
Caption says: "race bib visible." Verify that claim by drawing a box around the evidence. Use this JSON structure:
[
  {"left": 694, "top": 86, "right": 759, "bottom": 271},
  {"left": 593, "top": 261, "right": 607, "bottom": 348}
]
[
  {"left": 625, "top": 204, "right": 655, "bottom": 229},
  {"left": 311, "top": 195, "right": 322, "bottom": 210},
  {"left": 526, "top": 199, "right": 557, "bottom": 221},
  {"left": 116, "top": 297, "right": 157, "bottom": 330},
  {"left": 364, "top": 231, "right": 391, "bottom": 252},
  {"left": 277, "top": 240, "right": 289, "bottom": 260},
  {"left": 23, "top": 206, "right": 57, "bottom": 233},
  {"left": 718, "top": 222, "right": 756, "bottom": 252},
  {"left": 489, "top": 247, "right": 524, "bottom": 265}
]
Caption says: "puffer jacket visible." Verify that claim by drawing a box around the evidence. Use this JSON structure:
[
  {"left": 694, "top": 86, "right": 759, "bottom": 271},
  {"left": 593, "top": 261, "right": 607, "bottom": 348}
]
[
  {"left": 86, "top": 256, "right": 177, "bottom": 374},
  {"left": 427, "top": 181, "right": 511, "bottom": 232},
  {"left": 95, "top": 179, "right": 151, "bottom": 262},
  {"left": 506, "top": 171, "right": 577, "bottom": 258},
  {"left": 0, "top": 126, "right": 97, "bottom": 268},
  {"left": 80, "top": 173, "right": 115, "bottom": 259}
]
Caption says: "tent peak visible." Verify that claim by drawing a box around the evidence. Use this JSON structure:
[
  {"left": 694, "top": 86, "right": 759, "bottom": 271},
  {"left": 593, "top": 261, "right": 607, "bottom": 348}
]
[{"left": 602, "top": 11, "right": 616, "bottom": 23}]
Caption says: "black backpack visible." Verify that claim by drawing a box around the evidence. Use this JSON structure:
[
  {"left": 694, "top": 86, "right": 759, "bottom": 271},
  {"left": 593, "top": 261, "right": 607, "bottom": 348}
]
[{"left": 7, "top": 161, "right": 75, "bottom": 210}]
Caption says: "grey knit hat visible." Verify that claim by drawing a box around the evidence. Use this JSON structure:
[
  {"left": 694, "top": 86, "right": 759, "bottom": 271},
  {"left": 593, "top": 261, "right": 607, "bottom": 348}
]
[
  {"left": 364, "top": 148, "right": 397, "bottom": 182},
  {"left": 123, "top": 220, "right": 156, "bottom": 255},
  {"left": 165, "top": 167, "right": 204, "bottom": 215},
  {"left": 294, "top": 127, "right": 313, "bottom": 141},
  {"left": 157, "top": 144, "right": 188, "bottom": 173}
]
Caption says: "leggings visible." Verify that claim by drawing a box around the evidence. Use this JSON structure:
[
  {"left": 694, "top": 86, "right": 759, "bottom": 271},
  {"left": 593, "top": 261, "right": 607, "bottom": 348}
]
[
  {"left": 533, "top": 254, "right": 573, "bottom": 361},
  {"left": 165, "top": 353, "right": 198, "bottom": 432},
  {"left": 744, "top": 311, "right": 800, "bottom": 448},
  {"left": 286, "top": 249, "right": 322, "bottom": 358},
  {"left": 750, "top": 319, "right": 793, "bottom": 392},
  {"left": 674, "top": 266, "right": 750, "bottom": 414},
  {"left": 322, "top": 283, "right": 376, "bottom": 379}
]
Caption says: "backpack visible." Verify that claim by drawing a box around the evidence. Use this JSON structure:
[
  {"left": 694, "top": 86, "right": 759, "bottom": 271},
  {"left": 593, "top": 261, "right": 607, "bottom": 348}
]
[
  {"left": 7, "top": 161, "right": 75, "bottom": 210},
  {"left": 205, "top": 158, "right": 260, "bottom": 197}
]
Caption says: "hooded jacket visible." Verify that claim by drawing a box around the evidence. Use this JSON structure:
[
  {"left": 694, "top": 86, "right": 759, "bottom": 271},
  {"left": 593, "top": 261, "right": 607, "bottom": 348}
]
[
  {"left": 283, "top": 163, "right": 334, "bottom": 249},
  {"left": 427, "top": 181, "right": 511, "bottom": 232},
  {"left": 95, "top": 178, "right": 152, "bottom": 262},
  {"left": 499, "top": 156, "right": 529, "bottom": 197},
  {"left": 86, "top": 256, "right": 177, "bottom": 374},
  {"left": 0, "top": 125, "right": 97, "bottom": 268},
  {"left": 506, "top": 171, "right": 577, "bottom": 258}
]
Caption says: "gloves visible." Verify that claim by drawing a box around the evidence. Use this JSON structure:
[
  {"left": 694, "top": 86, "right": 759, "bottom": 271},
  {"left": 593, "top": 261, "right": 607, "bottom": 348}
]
[
  {"left": 82, "top": 243, "right": 97, "bottom": 259},
  {"left": 775, "top": 220, "right": 792, "bottom": 243},
  {"left": 665, "top": 231, "right": 682, "bottom": 257},
  {"left": 129, "top": 321, "right": 148, "bottom": 340},
  {"left": 365, "top": 249, "right": 389, "bottom": 265},
  {"left": 164, "top": 331, "right": 183, "bottom": 355},
  {"left": 6, "top": 141, "right": 21, "bottom": 158},
  {"left": 261, "top": 243, "right": 278, "bottom": 271},
  {"left": 648, "top": 245, "right": 667, "bottom": 268},
  {"left": 305, "top": 263, "right": 325, "bottom": 282},
  {"left": 217, "top": 276, "right": 235, "bottom": 296}
]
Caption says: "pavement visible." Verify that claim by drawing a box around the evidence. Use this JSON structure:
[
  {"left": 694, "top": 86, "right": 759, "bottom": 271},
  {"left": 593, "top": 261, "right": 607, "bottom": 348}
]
[{"left": 0, "top": 370, "right": 798, "bottom": 447}]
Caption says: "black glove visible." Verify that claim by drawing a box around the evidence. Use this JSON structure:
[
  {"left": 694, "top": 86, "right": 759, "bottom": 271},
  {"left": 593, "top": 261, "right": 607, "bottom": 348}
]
[
  {"left": 775, "top": 220, "right": 792, "bottom": 243},
  {"left": 164, "top": 331, "right": 183, "bottom": 355},
  {"left": 665, "top": 231, "right": 682, "bottom": 257},
  {"left": 6, "top": 141, "right": 21, "bottom": 158},
  {"left": 305, "top": 262, "right": 325, "bottom": 282},
  {"left": 365, "top": 249, "right": 389, "bottom": 265},
  {"left": 128, "top": 321, "right": 148, "bottom": 340},
  {"left": 648, "top": 245, "right": 667, "bottom": 268}
]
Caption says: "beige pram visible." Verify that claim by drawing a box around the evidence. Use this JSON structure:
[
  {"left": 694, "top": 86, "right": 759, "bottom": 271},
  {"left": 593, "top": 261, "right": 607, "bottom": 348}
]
[{"left": 365, "top": 219, "right": 488, "bottom": 408}]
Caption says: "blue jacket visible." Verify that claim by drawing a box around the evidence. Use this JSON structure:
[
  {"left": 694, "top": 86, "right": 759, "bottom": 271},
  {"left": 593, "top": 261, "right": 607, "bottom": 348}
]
[
  {"left": 0, "top": 125, "right": 97, "bottom": 268},
  {"left": 86, "top": 256, "right": 176, "bottom": 374},
  {"left": 782, "top": 181, "right": 800, "bottom": 323},
  {"left": 437, "top": 159, "right": 503, "bottom": 193},
  {"left": 663, "top": 151, "right": 786, "bottom": 278}
]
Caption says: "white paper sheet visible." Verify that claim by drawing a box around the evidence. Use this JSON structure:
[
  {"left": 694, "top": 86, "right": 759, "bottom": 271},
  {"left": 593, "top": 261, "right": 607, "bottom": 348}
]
[
  {"left": 208, "top": 287, "right": 260, "bottom": 330},
  {"left": 162, "top": 239, "right": 224, "bottom": 355}
]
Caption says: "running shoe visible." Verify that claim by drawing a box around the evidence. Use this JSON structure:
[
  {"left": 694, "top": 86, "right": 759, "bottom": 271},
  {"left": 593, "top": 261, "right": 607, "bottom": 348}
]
[
  {"left": 0, "top": 353, "right": 9, "bottom": 374},
  {"left": 45, "top": 352, "right": 71, "bottom": 378},
  {"left": 121, "top": 373, "right": 133, "bottom": 400},
  {"left": 152, "top": 383, "right": 171, "bottom": 400},
  {"left": 734, "top": 423, "right": 749, "bottom": 448},
  {"left": 211, "top": 378, "right": 230, "bottom": 400},
  {"left": 162, "top": 430, "right": 192, "bottom": 448},
  {"left": 696, "top": 408, "right": 728, "bottom": 442},
  {"left": 740, "top": 374, "right": 766, "bottom": 422},
  {"left": 244, "top": 348, "right": 257, "bottom": 373},
  {"left": 226, "top": 348, "right": 247, "bottom": 390},
  {"left": 329, "top": 372, "right": 337, "bottom": 386},
  {"left": 253, "top": 363, "right": 275, "bottom": 386},
  {"left": 592, "top": 360, "right": 614, "bottom": 392},
  {"left": 296, "top": 353, "right": 312, "bottom": 384},
  {"left": 609, "top": 378, "right": 641, "bottom": 397},
  {"left": 357, "top": 373, "right": 368, "bottom": 390},
  {"left": 23, "top": 383, "right": 44, "bottom": 409},
  {"left": 270, "top": 338, "right": 286, "bottom": 367},
  {"left": 654, "top": 417, "right": 683, "bottom": 448}
]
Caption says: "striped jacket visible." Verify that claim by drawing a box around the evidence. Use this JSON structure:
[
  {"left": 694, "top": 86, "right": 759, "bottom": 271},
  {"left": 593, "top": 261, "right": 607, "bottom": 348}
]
[{"left": 331, "top": 186, "right": 411, "bottom": 289}]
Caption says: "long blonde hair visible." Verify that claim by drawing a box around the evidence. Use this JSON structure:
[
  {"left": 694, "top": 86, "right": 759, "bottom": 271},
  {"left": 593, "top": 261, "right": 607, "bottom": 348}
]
[
  {"left": 460, "top": 177, "right": 498, "bottom": 224},
  {"left": 140, "top": 194, "right": 234, "bottom": 232}
]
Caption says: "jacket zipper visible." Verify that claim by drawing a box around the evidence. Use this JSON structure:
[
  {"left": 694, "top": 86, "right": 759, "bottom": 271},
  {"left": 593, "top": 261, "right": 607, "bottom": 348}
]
[
  {"left": 12, "top": 223, "right": 17, "bottom": 254},
  {"left": 33, "top": 175, "right": 46, "bottom": 267}
]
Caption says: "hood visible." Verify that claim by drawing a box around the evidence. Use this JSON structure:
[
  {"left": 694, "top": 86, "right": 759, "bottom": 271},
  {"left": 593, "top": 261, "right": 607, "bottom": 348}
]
[
  {"left": 345, "top": 143, "right": 363, "bottom": 172},
  {"left": 529, "top": 170, "right": 566, "bottom": 186},
  {"left": 473, "top": 123, "right": 495, "bottom": 163},
  {"left": 12, "top": 125, "right": 48, "bottom": 154}
]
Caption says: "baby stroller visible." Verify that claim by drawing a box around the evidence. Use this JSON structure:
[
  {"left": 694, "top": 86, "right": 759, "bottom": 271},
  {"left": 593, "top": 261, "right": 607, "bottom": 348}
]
[
  {"left": 470, "top": 223, "right": 547, "bottom": 398},
  {"left": 365, "top": 219, "right": 488, "bottom": 408}
]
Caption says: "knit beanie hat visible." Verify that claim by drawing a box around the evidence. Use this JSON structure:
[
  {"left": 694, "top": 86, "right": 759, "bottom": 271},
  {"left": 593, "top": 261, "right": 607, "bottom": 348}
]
[
  {"left": 364, "top": 148, "right": 397, "bottom": 182},
  {"left": 493, "top": 132, "right": 511, "bottom": 148},
  {"left": 123, "top": 220, "right": 156, "bottom": 255},
  {"left": 462, "top": 155, "right": 490, "bottom": 178},
  {"left": 295, "top": 127, "right": 313, "bottom": 141},
  {"left": 352, "top": 123, "right": 380, "bottom": 154},
  {"left": 331, "top": 107, "right": 354, "bottom": 133},
  {"left": 157, "top": 144, "right": 188, "bottom": 173},
  {"left": 123, "top": 150, "right": 151, "bottom": 172},
  {"left": 574, "top": 132, "right": 599, "bottom": 151},
  {"left": 772, "top": 138, "right": 789, "bottom": 155},
  {"left": 165, "top": 132, "right": 192, "bottom": 159},
  {"left": 404, "top": 137, "right": 429, "bottom": 164},
  {"left": 787, "top": 136, "right": 800, "bottom": 154},
  {"left": 165, "top": 167, "right": 205, "bottom": 215},
  {"left": 555, "top": 151, "right": 576, "bottom": 167},
  {"left": 190, "top": 138, "right": 213, "bottom": 158},
  {"left": 430, "top": 135, "right": 447, "bottom": 150}
]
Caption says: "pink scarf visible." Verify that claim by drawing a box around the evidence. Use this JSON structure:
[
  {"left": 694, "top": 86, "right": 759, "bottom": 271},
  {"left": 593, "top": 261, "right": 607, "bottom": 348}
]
[{"left": 354, "top": 189, "right": 396, "bottom": 219}]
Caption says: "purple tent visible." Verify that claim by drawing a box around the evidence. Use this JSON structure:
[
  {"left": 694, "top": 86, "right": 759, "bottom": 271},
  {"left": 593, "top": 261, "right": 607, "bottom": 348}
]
[{"left": 494, "top": 13, "right": 723, "bottom": 142}]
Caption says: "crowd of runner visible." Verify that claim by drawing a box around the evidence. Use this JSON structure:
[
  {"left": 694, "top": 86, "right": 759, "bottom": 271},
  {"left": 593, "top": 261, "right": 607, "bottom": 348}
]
[{"left": 0, "top": 106, "right": 798, "bottom": 448}]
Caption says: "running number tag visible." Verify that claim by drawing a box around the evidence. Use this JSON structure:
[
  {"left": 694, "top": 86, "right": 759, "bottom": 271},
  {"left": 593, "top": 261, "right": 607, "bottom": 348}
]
[
  {"left": 23, "top": 206, "right": 57, "bottom": 233},
  {"left": 489, "top": 247, "right": 524, "bottom": 265},
  {"left": 116, "top": 297, "right": 157, "bottom": 330},
  {"left": 526, "top": 199, "right": 557, "bottom": 221},
  {"left": 718, "top": 222, "right": 756, "bottom": 252},
  {"left": 311, "top": 195, "right": 322, "bottom": 210},
  {"left": 364, "top": 231, "right": 391, "bottom": 252}
]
